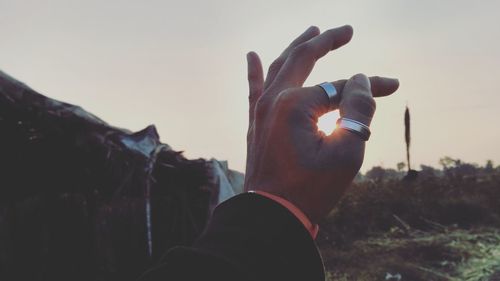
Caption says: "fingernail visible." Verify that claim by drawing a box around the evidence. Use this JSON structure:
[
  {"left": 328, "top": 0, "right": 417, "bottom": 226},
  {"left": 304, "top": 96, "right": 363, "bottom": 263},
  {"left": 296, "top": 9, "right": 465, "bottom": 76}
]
[
  {"left": 307, "top": 25, "right": 317, "bottom": 31},
  {"left": 352, "top": 73, "right": 371, "bottom": 90},
  {"left": 342, "top": 24, "right": 354, "bottom": 34},
  {"left": 305, "top": 25, "right": 319, "bottom": 35}
]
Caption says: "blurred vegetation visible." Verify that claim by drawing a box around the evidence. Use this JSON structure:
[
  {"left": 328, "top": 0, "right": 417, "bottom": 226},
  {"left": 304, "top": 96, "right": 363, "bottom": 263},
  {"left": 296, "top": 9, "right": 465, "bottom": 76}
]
[{"left": 318, "top": 158, "right": 500, "bottom": 281}]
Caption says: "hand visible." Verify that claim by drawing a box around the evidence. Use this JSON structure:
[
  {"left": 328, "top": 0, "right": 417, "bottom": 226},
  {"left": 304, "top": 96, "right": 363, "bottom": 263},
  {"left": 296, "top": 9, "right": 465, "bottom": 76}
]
[{"left": 244, "top": 25, "right": 399, "bottom": 223}]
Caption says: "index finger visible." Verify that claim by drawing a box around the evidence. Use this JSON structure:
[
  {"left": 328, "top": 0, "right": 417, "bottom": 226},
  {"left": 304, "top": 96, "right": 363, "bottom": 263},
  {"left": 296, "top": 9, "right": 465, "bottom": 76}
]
[
  {"left": 271, "top": 25, "right": 354, "bottom": 90},
  {"left": 295, "top": 76, "right": 400, "bottom": 121}
]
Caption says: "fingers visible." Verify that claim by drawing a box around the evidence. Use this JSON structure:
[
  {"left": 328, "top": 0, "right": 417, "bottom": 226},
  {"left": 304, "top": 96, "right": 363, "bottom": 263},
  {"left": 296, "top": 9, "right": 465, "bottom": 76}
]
[
  {"left": 316, "top": 74, "right": 375, "bottom": 172},
  {"left": 339, "top": 74, "right": 376, "bottom": 127},
  {"left": 287, "top": 73, "right": 376, "bottom": 141},
  {"left": 332, "top": 77, "right": 399, "bottom": 98},
  {"left": 367, "top": 76, "right": 399, "bottom": 97},
  {"left": 297, "top": 76, "right": 399, "bottom": 120},
  {"left": 247, "top": 51, "right": 264, "bottom": 122},
  {"left": 272, "top": 25, "right": 354, "bottom": 90},
  {"left": 264, "top": 26, "right": 320, "bottom": 89},
  {"left": 286, "top": 74, "right": 390, "bottom": 175}
]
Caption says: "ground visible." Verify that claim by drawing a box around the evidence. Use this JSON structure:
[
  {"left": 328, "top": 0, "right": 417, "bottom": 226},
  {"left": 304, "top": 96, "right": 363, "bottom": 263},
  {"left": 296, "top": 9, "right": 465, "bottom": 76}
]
[
  {"left": 321, "top": 227, "right": 500, "bottom": 281},
  {"left": 318, "top": 165, "right": 500, "bottom": 281}
]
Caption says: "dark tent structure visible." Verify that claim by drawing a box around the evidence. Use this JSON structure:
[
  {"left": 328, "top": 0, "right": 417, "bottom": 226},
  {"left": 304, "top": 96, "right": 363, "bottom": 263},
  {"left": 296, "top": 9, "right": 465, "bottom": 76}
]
[{"left": 0, "top": 71, "right": 241, "bottom": 281}]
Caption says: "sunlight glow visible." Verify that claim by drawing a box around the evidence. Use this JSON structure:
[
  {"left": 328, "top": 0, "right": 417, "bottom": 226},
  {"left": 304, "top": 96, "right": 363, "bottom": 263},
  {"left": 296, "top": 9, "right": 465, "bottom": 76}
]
[{"left": 317, "top": 111, "right": 340, "bottom": 135}]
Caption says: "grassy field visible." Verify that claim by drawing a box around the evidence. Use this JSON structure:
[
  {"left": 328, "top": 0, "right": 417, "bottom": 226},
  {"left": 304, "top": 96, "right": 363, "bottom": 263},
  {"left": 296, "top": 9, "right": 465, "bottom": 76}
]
[{"left": 318, "top": 160, "right": 500, "bottom": 281}]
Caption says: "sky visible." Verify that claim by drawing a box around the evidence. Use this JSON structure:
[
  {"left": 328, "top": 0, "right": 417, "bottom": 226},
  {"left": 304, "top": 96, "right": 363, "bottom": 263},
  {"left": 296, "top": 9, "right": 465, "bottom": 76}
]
[{"left": 1, "top": 0, "right": 499, "bottom": 173}]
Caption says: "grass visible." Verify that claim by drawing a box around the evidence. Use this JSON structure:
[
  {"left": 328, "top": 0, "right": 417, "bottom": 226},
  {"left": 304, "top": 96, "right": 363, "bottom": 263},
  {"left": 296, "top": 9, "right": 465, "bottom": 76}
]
[
  {"left": 318, "top": 162, "right": 500, "bottom": 281},
  {"left": 322, "top": 227, "right": 500, "bottom": 281}
]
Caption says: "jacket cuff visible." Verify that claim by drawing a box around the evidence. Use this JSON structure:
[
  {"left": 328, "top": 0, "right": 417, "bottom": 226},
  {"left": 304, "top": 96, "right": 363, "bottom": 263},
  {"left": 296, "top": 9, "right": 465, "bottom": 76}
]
[
  {"left": 193, "top": 193, "right": 325, "bottom": 281},
  {"left": 249, "top": 190, "right": 319, "bottom": 239}
]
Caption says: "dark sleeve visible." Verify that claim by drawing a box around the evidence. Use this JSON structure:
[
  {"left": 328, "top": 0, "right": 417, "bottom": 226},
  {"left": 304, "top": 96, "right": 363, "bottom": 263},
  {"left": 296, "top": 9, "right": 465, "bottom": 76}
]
[{"left": 137, "top": 193, "right": 325, "bottom": 281}]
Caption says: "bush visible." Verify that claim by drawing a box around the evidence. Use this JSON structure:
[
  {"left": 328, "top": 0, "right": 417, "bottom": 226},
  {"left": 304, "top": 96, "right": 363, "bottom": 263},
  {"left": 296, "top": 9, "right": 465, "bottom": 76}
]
[{"left": 321, "top": 161, "right": 500, "bottom": 244}]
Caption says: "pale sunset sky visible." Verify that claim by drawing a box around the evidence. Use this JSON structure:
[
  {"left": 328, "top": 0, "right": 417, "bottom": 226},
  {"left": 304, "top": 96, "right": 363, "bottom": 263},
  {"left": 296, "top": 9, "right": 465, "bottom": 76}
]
[{"left": 1, "top": 0, "right": 499, "bottom": 172}]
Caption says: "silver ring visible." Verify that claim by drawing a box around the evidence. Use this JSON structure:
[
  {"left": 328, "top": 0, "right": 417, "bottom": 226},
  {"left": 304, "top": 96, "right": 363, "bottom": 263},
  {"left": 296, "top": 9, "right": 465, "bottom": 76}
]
[
  {"left": 317, "top": 82, "right": 340, "bottom": 108},
  {"left": 336, "top": 117, "right": 371, "bottom": 141}
]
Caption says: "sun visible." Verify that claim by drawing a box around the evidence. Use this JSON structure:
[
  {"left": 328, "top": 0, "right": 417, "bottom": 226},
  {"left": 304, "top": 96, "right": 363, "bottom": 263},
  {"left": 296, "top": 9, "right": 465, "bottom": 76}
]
[{"left": 317, "top": 111, "right": 340, "bottom": 135}]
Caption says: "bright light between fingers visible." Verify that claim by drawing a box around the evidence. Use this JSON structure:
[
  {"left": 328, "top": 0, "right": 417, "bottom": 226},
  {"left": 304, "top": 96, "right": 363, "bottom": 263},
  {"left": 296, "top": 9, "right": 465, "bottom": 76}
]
[{"left": 317, "top": 111, "right": 340, "bottom": 135}]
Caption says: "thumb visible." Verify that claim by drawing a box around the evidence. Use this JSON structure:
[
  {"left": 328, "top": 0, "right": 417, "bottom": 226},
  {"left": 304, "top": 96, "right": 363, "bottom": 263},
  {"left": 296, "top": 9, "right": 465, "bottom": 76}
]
[{"left": 339, "top": 73, "right": 376, "bottom": 127}]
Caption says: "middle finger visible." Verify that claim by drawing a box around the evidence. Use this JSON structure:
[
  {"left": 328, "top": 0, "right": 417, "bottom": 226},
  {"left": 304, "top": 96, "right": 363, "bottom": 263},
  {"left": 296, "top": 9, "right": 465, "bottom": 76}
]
[{"left": 264, "top": 26, "right": 320, "bottom": 89}]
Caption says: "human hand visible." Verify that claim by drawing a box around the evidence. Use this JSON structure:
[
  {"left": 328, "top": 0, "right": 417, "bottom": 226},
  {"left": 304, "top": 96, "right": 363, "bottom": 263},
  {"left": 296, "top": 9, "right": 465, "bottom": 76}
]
[{"left": 244, "top": 25, "right": 399, "bottom": 223}]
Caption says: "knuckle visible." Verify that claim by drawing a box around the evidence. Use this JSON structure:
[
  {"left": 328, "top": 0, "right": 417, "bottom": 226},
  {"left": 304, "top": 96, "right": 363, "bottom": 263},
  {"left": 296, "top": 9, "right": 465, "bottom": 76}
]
[
  {"left": 255, "top": 95, "right": 266, "bottom": 107},
  {"left": 248, "top": 87, "right": 263, "bottom": 103},
  {"left": 291, "top": 43, "right": 311, "bottom": 58},
  {"left": 248, "top": 94, "right": 258, "bottom": 106},
  {"left": 267, "top": 58, "right": 284, "bottom": 75},
  {"left": 254, "top": 89, "right": 302, "bottom": 118},
  {"left": 276, "top": 89, "right": 294, "bottom": 103},
  {"left": 255, "top": 96, "right": 268, "bottom": 117},
  {"left": 275, "top": 89, "right": 302, "bottom": 110},
  {"left": 247, "top": 71, "right": 259, "bottom": 82},
  {"left": 246, "top": 125, "right": 255, "bottom": 141}
]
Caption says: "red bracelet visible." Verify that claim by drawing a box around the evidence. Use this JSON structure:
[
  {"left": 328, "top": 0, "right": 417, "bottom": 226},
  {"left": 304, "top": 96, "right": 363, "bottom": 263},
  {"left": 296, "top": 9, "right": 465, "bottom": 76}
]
[{"left": 248, "top": 190, "right": 319, "bottom": 239}]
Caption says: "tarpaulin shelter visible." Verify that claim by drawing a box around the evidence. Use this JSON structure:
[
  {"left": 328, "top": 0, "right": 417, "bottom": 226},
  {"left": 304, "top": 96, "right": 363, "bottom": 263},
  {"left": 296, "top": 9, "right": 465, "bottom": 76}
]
[{"left": 0, "top": 71, "right": 243, "bottom": 281}]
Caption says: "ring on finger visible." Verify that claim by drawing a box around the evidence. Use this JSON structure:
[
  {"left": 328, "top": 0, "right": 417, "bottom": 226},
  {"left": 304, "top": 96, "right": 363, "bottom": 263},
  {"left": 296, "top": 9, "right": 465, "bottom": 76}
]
[
  {"left": 317, "top": 82, "right": 340, "bottom": 108},
  {"left": 336, "top": 117, "right": 371, "bottom": 141}
]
